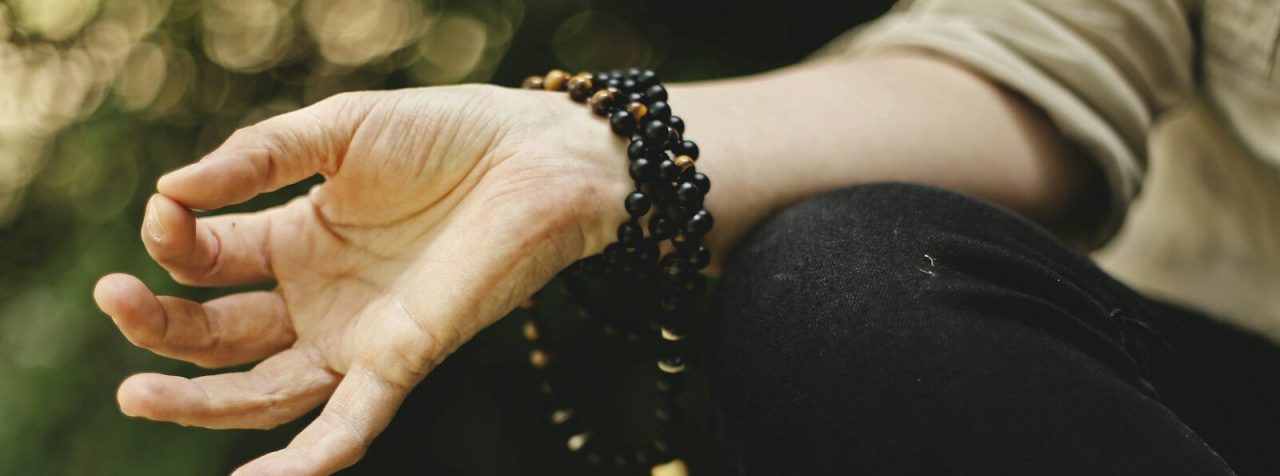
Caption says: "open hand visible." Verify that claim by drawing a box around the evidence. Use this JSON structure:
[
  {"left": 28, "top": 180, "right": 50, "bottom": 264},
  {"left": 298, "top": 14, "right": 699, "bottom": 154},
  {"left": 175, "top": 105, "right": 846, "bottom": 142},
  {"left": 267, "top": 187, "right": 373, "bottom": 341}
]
[{"left": 93, "top": 84, "right": 631, "bottom": 475}]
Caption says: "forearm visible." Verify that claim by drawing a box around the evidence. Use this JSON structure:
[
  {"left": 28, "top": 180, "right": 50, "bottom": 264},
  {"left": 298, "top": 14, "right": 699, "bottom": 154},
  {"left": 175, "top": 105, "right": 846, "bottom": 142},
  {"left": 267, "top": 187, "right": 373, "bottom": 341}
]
[{"left": 671, "top": 52, "right": 1105, "bottom": 266}]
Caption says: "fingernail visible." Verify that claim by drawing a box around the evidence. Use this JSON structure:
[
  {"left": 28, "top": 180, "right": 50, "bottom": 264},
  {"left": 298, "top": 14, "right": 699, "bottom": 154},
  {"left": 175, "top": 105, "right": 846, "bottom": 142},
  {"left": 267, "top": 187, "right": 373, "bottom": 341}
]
[{"left": 145, "top": 196, "right": 166, "bottom": 242}]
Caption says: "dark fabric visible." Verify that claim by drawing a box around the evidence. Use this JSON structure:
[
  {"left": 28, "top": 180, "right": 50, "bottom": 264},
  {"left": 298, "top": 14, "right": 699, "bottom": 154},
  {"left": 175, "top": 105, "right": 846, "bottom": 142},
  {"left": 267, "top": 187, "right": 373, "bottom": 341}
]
[{"left": 708, "top": 182, "right": 1280, "bottom": 476}]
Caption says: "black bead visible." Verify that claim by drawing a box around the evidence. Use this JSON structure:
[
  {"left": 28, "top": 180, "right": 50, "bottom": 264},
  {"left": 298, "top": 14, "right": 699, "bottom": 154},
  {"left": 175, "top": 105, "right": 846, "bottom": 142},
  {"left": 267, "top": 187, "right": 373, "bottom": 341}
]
[
  {"left": 609, "top": 110, "right": 636, "bottom": 137},
  {"left": 627, "top": 139, "right": 649, "bottom": 160},
  {"left": 667, "top": 115, "right": 685, "bottom": 134},
  {"left": 634, "top": 449, "right": 655, "bottom": 468},
  {"left": 690, "top": 172, "right": 711, "bottom": 194},
  {"left": 660, "top": 255, "right": 689, "bottom": 278},
  {"left": 656, "top": 372, "right": 684, "bottom": 396},
  {"left": 634, "top": 239, "right": 660, "bottom": 264},
  {"left": 660, "top": 293, "right": 693, "bottom": 313},
  {"left": 685, "top": 209, "right": 713, "bottom": 236},
  {"left": 605, "top": 77, "right": 623, "bottom": 89},
  {"left": 651, "top": 185, "right": 676, "bottom": 207},
  {"left": 625, "top": 67, "right": 642, "bottom": 78},
  {"left": 673, "top": 140, "right": 699, "bottom": 159},
  {"left": 538, "top": 376, "right": 569, "bottom": 403},
  {"left": 621, "top": 78, "right": 637, "bottom": 92},
  {"left": 649, "top": 214, "right": 676, "bottom": 240},
  {"left": 626, "top": 91, "right": 647, "bottom": 104},
  {"left": 648, "top": 100, "right": 672, "bottom": 121},
  {"left": 579, "top": 255, "right": 605, "bottom": 275},
  {"left": 646, "top": 84, "right": 668, "bottom": 102},
  {"left": 629, "top": 157, "right": 656, "bottom": 182},
  {"left": 658, "top": 159, "right": 680, "bottom": 181},
  {"left": 659, "top": 353, "right": 685, "bottom": 369},
  {"left": 624, "top": 191, "right": 651, "bottom": 217},
  {"left": 636, "top": 70, "right": 659, "bottom": 88},
  {"left": 559, "top": 276, "right": 585, "bottom": 300},
  {"left": 642, "top": 119, "right": 670, "bottom": 143},
  {"left": 652, "top": 437, "right": 675, "bottom": 462},
  {"left": 656, "top": 401, "right": 682, "bottom": 424},
  {"left": 685, "top": 244, "right": 711, "bottom": 269},
  {"left": 617, "top": 221, "right": 644, "bottom": 243},
  {"left": 675, "top": 182, "right": 702, "bottom": 206},
  {"left": 612, "top": 452, "right": 633, "bottom": 469},
  {"left": 680, "top": 273, "right": 707, "bottom": 296},
  {"left": 602, "top": 243, "right": 627, "bottom": 265}
]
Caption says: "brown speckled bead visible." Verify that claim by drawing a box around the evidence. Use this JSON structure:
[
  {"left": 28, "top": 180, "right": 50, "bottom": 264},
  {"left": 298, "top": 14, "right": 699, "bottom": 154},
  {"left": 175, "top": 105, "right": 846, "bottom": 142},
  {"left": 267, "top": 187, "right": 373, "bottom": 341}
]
[
  {"left": 667, "top": 127, "right": 682, "bottom": 146},
  {"left": 544, "top": 69, "right": 570, "bottom": 91},
  {"left": 530, "top": 348, "right": 552, "bottom": 368},
  {"left": 588, "top": 89, "right": 612, "bottom": 116},
  {"left": 567, "top": 73, "right": 594, "bottom": 102},
  {"left": 673, "top": 155, "right": 695, "bottom": 171},
  {"left": 522, "top": 75, "right": 544, "bottom": 90},
  {"left": 626, "top": 102, "right": 648, "bottom": 121},
  {"left": 522, "top": 320, "right": 541, "bottom": 341},
  {"left": 605, "top": 86, "right": 624, "bottom": 101}
]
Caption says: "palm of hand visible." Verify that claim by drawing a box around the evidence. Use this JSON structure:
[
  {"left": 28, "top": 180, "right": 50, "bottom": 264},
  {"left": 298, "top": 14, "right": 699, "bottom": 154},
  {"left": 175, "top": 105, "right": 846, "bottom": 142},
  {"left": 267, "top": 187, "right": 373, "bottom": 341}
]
[{"left": 94, "top": 85, "right": 629, "bottom": 475}]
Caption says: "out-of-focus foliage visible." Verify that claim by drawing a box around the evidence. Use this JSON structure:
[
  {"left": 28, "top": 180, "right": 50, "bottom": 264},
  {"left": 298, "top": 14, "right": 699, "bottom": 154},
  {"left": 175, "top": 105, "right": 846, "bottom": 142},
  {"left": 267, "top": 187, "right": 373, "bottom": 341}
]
[{"left": 0, "top": 0, "right": 890, "bottom": 474}]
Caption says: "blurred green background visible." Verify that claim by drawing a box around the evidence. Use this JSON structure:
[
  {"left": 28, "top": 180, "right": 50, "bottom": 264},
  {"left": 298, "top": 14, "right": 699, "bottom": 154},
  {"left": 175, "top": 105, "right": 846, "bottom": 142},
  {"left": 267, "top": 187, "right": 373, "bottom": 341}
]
[{"left": 0, "top": 0, "right": 890, "bottom": 474}]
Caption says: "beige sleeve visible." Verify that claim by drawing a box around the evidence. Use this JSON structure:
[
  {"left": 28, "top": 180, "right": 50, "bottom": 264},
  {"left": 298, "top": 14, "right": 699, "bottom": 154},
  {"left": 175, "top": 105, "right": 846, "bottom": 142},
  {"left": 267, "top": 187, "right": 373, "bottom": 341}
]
[{"left": 815, "top": 0, "right": 1195, "bottom": 245}]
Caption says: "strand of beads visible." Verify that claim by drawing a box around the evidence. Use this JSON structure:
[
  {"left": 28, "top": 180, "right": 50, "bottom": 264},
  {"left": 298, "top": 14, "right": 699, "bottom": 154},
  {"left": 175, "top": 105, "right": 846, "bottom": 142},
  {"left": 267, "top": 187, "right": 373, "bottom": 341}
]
[{"left": 516, "top": 67, "right": 711, "bottom": 476}]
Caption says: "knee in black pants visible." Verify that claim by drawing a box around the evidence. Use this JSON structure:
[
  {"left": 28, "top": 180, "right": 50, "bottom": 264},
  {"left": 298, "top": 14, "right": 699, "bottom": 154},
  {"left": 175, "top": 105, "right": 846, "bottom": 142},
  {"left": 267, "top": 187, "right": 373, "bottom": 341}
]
[{"left": 706, "top": 183, "right": 1234, "bottom": 476}]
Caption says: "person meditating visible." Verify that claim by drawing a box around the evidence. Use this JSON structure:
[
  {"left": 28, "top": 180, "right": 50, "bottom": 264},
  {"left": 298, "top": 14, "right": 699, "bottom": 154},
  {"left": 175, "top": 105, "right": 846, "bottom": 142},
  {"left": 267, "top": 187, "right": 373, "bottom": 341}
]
[{"left": 92, "top": 1, "right": 1280, "bottom": 474}]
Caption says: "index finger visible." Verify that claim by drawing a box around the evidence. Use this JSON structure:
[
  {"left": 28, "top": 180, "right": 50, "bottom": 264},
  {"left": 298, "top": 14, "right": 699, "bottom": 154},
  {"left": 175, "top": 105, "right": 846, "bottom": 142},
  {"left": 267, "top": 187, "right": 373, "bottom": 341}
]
[{"left": 157, "top": 93, "right": 370, "bottom": 210}]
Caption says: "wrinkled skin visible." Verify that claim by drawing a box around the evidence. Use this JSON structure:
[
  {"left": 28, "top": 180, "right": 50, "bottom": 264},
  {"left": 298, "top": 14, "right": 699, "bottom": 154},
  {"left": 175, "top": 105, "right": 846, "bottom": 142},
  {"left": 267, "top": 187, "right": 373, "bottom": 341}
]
[{"left": 93, "top": 85, "right": 631, "bottom": 475}]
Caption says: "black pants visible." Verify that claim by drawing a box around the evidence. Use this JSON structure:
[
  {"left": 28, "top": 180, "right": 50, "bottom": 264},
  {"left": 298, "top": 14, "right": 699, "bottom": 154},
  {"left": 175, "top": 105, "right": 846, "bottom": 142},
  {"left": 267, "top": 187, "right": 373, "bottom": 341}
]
[{"left": 708, "top": 183, "right": 1280, "bottom": 475}]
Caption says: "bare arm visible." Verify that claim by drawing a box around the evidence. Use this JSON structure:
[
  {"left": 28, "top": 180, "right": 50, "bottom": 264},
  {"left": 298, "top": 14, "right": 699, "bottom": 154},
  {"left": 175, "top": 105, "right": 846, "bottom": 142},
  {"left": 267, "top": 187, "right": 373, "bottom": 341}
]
[{"left": 671, "top": 52, "right": 1106, "bottom": 264}]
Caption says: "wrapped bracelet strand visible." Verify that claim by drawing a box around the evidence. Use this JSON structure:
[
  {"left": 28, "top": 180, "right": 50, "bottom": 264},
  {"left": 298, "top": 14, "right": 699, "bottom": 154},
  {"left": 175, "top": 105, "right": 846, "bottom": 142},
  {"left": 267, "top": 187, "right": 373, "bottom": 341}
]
[{"left": 515, "top": 68, "right": 712, "bottom": 476}]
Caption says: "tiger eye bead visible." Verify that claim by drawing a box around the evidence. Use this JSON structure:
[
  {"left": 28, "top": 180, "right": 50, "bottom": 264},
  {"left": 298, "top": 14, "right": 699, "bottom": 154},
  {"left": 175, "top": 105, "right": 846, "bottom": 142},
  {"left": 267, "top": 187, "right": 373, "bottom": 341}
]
[
  {"left": 588, "top": 89, "right": 613, "bottom": 116},
  {"left": 522, "top": 320, "right": 541, "bottom": 341},
  {"left": 522, "top": 75, "right": 545, "bottom": 89},
  {"left": 530, "top": 348, "right": 552, "bottom": 368},
  {"left": 544, "top": 69, "right": 570, "bottom": 91},
  {"left": 673, "top": 155, "right": 695, "bottom": 171},
  {"left": 626, "top": 102, "right": 649, "bottom": 121},
  {"left": 567, "top": 73, "right": 594, "bottom": 101}
]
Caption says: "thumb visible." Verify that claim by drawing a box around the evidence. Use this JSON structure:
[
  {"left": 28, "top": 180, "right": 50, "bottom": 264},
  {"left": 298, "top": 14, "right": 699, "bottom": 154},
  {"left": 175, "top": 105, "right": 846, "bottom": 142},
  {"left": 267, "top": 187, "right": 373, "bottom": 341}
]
[{"left": 157, "top": 93, "right": 371, "bottom": 210}]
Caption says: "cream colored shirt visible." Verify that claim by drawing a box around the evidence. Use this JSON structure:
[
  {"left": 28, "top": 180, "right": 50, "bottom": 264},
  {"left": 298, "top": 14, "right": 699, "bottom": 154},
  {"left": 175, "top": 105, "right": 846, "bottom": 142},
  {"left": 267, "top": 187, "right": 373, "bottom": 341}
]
[{"left": 822, "top": 0, "right": 1280, "bottom": 341}]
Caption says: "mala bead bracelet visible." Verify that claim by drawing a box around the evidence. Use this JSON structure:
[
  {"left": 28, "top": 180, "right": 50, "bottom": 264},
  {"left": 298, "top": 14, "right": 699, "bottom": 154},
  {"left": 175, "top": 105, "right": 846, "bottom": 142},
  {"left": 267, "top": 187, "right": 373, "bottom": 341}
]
[{"left": 515, "top": 68, "right": 712, "bottom": 476}]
